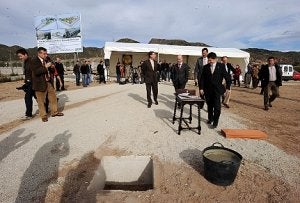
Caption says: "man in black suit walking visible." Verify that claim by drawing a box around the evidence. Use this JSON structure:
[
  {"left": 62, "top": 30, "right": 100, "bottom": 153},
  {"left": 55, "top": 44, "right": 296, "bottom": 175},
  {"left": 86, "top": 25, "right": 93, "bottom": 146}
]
[
  {"left": 141, "top": 51, "right": 159, "bottom": 108},
  {"left": 258, "top": 56, "right": 282, "bottom": 111},
  {"left": 199, "top": 52, "right": 231, "bottom": 128},
  {"left": 171, "top": 55, "right": 189, "bottom": 90}
]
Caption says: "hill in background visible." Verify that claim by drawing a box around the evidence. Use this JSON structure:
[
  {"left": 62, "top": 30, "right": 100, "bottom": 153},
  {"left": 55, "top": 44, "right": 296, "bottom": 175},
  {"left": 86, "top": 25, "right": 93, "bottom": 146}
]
[
  {"left": 0, "top": 39, "right": 299, "bottom": 68},
  {"left": 0, "top": 44, "right": 103, "bottom": 65},
  {"left": 149, "top": 38, "right": 210, "bottom": 47}
]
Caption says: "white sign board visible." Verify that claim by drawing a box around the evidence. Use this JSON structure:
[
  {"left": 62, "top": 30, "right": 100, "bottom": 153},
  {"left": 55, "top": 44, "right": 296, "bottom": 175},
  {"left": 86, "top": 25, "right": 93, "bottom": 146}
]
[{"left": 34, "top": 13, "right": 83, "bottom": 54}]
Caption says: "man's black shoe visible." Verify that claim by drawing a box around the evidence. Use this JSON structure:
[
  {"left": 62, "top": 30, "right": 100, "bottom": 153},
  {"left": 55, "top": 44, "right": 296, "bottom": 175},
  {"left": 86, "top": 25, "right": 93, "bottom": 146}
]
[
  {"left": 147, "top": 104, "right": 151, "bottom": 108},
  {"left": 212, "top": 122, "right": 218, "bottom": 128},
  {"left": 264, "top": 106, "right": 269, "bottom": 111},
  {"left": 206, "top": 120, "right": 212, "bottom": 124},
  {"left": 155, "top": 101, "right": 158, "bottom": 105}
]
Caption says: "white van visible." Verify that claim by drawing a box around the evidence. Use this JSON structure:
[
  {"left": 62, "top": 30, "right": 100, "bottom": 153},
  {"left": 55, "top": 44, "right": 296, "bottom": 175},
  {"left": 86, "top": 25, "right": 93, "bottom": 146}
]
[{"left": 279, "top": 64, "right": 294, "bottom": 81}]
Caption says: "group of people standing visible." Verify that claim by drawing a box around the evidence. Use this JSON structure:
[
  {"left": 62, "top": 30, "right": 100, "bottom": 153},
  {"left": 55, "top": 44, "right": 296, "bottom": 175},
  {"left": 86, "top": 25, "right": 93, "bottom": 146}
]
[
  {"left": 73, "top": 60, "right": 106, "bottom": 87},
  {"left": 115, "top": 62, "right": 141, "bottom": 84},
  {"left": 244, "top": 63, "right": 266, "bottom": 89}
]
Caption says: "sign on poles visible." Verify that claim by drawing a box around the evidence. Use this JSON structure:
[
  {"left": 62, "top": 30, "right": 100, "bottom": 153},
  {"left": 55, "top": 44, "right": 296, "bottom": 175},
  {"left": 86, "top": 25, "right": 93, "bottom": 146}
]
[{"left": 34, "top": 13, "right": 83, "bottom": 54}]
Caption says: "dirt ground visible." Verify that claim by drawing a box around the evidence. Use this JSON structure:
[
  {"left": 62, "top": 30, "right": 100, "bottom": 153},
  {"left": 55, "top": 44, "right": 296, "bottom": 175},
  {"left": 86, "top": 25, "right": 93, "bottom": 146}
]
[
  {"left": 0, "top": 80, "right": 101, "bottom": 102},
  {"left": 226, "top": 83, "right": 300, "bottom": 157},
  {"left": 1, "top": 80, "right": 299, "bottom": 202}
]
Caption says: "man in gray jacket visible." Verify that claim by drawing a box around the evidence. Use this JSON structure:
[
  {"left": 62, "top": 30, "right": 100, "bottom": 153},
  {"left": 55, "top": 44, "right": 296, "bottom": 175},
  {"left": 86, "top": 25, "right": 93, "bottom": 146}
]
[{"left": 194, "top": 48, "right": 208, "bottom": 86}]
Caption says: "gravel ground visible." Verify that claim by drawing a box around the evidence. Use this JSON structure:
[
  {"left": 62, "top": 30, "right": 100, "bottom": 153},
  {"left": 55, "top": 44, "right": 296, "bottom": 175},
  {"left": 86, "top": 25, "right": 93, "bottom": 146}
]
[{"left": 0, "top": 82, "right": 299, "bottom": 202}]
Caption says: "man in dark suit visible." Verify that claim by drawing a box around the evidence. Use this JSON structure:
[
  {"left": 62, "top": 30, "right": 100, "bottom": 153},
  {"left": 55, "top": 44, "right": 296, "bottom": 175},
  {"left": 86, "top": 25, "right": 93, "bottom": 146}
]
[
  {"left": 55, "top": 58, "right": 65, "bottom": 91},
  {"left": 171, "top": 55, "right": 189, "bottom": 90},
  {"left": 16, "top": 48, "right": 35, "bottom": 120},
  {"left": 141, "top": 51, "right": 159, "bottom": 108},
  {"left": 199, "top": 52, "right": 231, "bottom": 128},
  {"left": 97, "top": 60, "right": 106, "bottom": 84},
  {"left": 194, "top": 48, "right": 208, "bottom": 86},
  {"left": 258, "top": 56, "right": 282, "bottom": 111},
  {"left": 221, "top": 56, "right": 235, "bottom": 108},
  {"left": 31, "top": 47, "right": 63, "bottom": 122}
]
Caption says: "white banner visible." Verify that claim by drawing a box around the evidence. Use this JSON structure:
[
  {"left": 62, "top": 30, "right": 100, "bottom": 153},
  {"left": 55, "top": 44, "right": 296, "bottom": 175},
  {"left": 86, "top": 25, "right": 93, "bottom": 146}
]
[{"left": 34, "top": 13, "right": 83, "bottom": 54}]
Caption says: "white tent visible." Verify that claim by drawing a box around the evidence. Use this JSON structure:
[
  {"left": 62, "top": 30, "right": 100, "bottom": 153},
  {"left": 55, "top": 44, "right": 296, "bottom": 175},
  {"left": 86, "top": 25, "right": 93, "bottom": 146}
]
[{"left": 104, "top": 42, "right": 250, "bottom": 79}]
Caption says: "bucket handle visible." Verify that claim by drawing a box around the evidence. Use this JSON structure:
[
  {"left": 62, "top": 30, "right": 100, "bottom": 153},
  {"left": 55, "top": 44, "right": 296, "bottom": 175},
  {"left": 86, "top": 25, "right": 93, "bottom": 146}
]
[{"left": 212, "top": 142, "right": 224, "bottom": 148}]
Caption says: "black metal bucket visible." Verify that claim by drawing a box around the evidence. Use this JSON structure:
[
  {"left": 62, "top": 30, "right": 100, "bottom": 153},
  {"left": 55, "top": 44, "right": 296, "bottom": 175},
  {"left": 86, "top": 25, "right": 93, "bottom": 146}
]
[{"left": 202, "top": 142, "right": 243, "bottom": 186}]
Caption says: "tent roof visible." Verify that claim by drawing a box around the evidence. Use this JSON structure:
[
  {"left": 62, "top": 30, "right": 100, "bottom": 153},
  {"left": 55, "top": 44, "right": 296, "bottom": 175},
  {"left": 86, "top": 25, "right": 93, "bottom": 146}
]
[{"left": 104, "top": 42, "right": 250, "bottom": 59}]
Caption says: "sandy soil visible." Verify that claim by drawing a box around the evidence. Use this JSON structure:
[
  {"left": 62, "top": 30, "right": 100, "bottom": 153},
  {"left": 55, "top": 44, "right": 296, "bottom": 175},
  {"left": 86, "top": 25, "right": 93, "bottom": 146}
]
[
  {"left": 0, "top": 80, "right": 101, "bottom": 102},
  {"left": 0, "top": 80, "right": 299, "bottom": 202},
  {"left": 43, "top": 146, "right": 298, "bottom": 203},
  {"left": 227, "top": 83, "right": 300, "bottom": 157}
]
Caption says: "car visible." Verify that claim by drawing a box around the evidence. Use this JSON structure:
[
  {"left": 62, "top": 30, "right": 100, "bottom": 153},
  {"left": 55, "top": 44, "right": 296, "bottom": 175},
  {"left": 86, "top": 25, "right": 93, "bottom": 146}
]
[
  {"left": 293, "top": 71, "right": 300, "bottom": 81},
  {"left": 279, "top": 64, "right": 294, "bottom": 81}
]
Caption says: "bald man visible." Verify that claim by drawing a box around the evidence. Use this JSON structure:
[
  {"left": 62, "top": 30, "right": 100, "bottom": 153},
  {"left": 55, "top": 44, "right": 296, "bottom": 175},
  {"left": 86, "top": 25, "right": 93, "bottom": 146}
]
[{"left": 171, "top": 55, "right": 190, "bottom": 90}]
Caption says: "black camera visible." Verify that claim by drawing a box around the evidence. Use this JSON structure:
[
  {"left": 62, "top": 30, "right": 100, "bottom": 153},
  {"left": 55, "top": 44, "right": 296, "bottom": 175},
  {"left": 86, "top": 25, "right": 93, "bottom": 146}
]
[{"left": 16, "top": 83, "right": 29, "bottom": 92}]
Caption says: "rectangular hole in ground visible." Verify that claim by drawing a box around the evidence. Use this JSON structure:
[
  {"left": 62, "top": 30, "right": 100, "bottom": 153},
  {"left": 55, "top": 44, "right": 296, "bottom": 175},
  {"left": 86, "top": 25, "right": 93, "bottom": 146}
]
[{"left": 89, "top": 156, "right": 154, "bottom": 191}]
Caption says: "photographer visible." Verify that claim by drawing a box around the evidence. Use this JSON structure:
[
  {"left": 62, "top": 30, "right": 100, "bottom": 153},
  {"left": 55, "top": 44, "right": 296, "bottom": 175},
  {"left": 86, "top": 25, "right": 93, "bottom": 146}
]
[{"left": 16, "top": 48, "right": 35, "bottom": 120}]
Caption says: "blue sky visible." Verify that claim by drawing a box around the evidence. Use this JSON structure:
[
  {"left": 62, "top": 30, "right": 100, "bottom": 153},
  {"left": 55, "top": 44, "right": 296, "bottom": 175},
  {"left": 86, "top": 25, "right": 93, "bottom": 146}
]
[{"left": 0, "top": 0, "right": 299, "bottom": 51}]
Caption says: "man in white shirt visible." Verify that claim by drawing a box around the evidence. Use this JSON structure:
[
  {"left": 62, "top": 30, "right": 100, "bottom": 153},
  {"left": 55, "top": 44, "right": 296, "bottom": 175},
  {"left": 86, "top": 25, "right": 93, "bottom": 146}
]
[{"left": 258, "top": 56, "right": 282, "bottom": 111}]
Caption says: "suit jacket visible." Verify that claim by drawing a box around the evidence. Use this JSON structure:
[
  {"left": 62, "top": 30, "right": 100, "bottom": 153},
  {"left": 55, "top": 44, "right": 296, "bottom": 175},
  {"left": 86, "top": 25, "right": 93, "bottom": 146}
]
[
  {"left": 258, "top": 64, "right": 282, "bottom": 87},
  {"left": 195, "top": 57, "right": 206, "bottom": 81},
  {"left": 141, "top": 59, "right": 158, "bottom": 84},
  {"left": 224, "top": 63, "right": 235, "bottom": 75},
  {"left": 24, "top": 57, "right": 32, "bottom": 82},
  {"left": 200, "top": 62, "right": 231, "bottom": 95},
  {"left": 97, "top": 64, "right": 104, "bottom": 75},
  {"left": 30, "top": 56, "right": 49, "bottom": 92},
  {"left": 55, "top": 62, "right": 64, "bottom": 75},
  {"left": 171, "top": 63, "right": 189, "bottom": 84}
]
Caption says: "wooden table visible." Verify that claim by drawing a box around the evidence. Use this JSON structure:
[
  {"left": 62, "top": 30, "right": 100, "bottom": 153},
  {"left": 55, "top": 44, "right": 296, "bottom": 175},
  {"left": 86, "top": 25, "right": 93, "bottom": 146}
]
[{"left": 172, "top": 94, "right": 205, "bottom": 135}]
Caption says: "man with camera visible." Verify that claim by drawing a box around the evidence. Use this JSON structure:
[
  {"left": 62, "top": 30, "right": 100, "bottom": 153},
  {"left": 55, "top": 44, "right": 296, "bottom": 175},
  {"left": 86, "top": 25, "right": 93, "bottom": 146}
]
[{"left": 16, "top": 48, "right": 35, "bottom": 120}]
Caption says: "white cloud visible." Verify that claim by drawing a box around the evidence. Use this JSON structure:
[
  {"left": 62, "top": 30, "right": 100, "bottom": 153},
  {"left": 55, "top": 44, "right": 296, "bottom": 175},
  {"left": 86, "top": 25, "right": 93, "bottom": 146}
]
[{"left": 0, "top": 0, "right": 299, "bottom": 51}]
